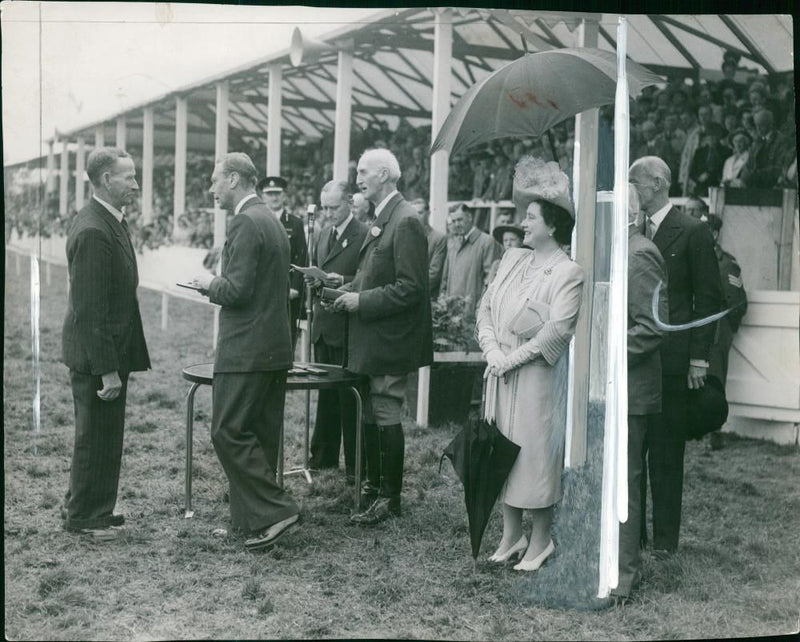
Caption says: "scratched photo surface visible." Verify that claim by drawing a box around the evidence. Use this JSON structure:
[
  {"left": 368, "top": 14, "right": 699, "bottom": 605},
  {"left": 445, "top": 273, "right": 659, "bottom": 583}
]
[{"left": 3, "top": 4, "right": 798, "bottom": 641}]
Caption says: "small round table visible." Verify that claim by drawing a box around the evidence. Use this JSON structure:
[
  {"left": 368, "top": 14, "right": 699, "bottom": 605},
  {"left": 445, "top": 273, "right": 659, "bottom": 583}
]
[{"left": 181, "top": 363, "right": 363, "bottom": 518}]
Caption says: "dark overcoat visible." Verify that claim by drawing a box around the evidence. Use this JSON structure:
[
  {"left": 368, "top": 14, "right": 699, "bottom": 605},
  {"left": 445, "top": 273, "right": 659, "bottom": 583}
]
[
  {"left": 652, "top": 207, "right": 722, "bottom": 376},
  {"left": 346, "top": 193, "right": 433, "bottom": 376},
  {"left": 208, "top": 197, "right": 293, "bottom": 373}
]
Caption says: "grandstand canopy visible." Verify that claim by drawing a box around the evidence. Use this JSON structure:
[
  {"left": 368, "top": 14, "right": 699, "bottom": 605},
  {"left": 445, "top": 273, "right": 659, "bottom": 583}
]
[{"left": 45, "top": 9, "right": 794, "bottom": 156}]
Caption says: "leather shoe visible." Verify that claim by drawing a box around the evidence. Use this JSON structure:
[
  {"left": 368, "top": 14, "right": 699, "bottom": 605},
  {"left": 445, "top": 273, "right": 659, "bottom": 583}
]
[
  {"left": 68, "top": 526, "right": 120, "bottom": 541},
  {"left": 60, "top": 506, "right": 125, "bottom": 527},
  {"left": 350, "top": 497, "right": 400, "bottom": 525},
  {"left": 358, "top": 488, "right": 379, "bottom": 511},
  {"left": 245, "top": 514, "right": 299, "bottom": 551}
]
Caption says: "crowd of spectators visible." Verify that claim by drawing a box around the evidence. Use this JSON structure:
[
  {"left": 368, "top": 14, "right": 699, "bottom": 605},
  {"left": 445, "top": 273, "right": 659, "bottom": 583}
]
[{"left": 274, "top": 52, "right": 795, "bottom": 220}]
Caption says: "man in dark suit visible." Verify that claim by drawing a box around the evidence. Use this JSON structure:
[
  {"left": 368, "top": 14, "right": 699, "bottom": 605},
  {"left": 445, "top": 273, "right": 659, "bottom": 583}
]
[
  {"left": 304, "top": 180, "right": 368, "bottom": 478},
  {"left": 192, "top": 153, "right": 299, "bottom": 551},
  {"left": 61, "top": 147, "right": 150, "bottom": 540},
  {"left": 410, "top": 198, "right": 447, "bottom": 300},
  {"left": 259, "top": 176, "right": 308, "bottom": 349},
  {"left": 630, "top": 156, "right": 722, "bottom": 556},
  {"left": 613, "top": 184, "right": 668, "bottom": 602},
  {"left": 332, "top": 148, "right": 433, "bottom": 525}
]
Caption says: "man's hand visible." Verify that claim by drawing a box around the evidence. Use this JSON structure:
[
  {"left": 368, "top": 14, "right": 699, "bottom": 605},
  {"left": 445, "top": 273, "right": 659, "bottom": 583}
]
[
  {"left": 190, "top": 273, "right": 214, "bottom": 291},
  {"left": 688, "top": 364, "right": 707, "bottom": 390},
  {"left": 321, "top": 272, "right": 344, "bottom": 288},
  {"left": 97, "top": 371, "right": 123, "bottom": 401},
  {"left": 331, "top": 292, "right": 359, "bottom": 313}
]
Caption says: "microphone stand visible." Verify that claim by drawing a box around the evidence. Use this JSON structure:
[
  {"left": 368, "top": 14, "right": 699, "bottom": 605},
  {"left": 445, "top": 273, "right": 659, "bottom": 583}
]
[{"left": 286, "top": 204, "right": 316, "bottom": 485}]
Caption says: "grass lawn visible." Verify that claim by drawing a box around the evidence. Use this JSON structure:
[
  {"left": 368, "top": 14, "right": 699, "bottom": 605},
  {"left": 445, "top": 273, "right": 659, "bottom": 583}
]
[{"left": 4, "top": 255, "right": 800, "bottom": 640}]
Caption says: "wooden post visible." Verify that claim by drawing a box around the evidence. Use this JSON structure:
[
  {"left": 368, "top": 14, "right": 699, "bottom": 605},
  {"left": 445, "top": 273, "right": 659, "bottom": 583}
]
[
  {"left": 778, "top": 189, "right": 797, "bottom": 290},
  {"left": 161, "top": 291, "right": 169, "bottom": 331},
  {"left": 116, "top": 115, "right": 127, "bottom": 151},
  {"left": 267, "top": 64, "right": 282, "bottom": 176},
  {"left": 417, "top": 7, "right": 453, "bottom": 427},
  {"left": 141, "top": 107, "right": 154, "bottom": 223},
  {"left": 214, "top": 81, "right": 229, "bottom": 248},
  {"left": 75, "top": 136, "right": 86, "bottom": 211},
  {"left": 566, "top": 16, "right": 600, "bottom": 469},
  {"left": 45, "top": 260, "right": 52, "bottom": 286},
  {"left": 173, "top": 96, "right": 188, "bottom": 237},
  {"left": 46, "top": 139, "right": 56, "bottom": 194},
  {"left": 59, "top": 138, "right": 69, "bottom": 216},
  {"left": 333, "top": 47, "right": 354, "bottom": 182},
  {"left": 95, "top": 124, "right": 105, "bottom": 148}
]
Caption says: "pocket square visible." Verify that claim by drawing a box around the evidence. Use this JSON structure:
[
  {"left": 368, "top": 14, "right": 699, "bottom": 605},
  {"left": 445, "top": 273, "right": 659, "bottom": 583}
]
[{"left": 511, "top": 300, "right": 550, "bottom": 339}]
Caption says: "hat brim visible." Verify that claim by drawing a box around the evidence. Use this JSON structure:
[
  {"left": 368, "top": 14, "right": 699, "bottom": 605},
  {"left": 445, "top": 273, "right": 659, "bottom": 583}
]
[
  {"left": 513, "top": 186, "right": 575, "bottom": 219},
  {"left": 492, "top": 225, "right": 525, "bottom": 244}
]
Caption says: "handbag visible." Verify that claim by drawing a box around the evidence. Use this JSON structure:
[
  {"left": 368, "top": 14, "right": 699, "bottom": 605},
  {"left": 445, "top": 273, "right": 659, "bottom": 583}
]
[{"left": 510, "top": 299, "right": 550, "bottom": 339}]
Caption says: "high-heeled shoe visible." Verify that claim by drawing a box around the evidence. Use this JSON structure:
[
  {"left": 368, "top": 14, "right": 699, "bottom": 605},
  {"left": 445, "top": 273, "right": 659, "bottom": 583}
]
[
  {"left": 513, "top": 539, "right": 555, "bottom": 571},
  {"left": 488, "top": 535, "right": 528, "bottom": 563}
]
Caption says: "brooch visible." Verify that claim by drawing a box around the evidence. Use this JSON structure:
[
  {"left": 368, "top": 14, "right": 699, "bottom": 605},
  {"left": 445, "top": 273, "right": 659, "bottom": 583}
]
[
  {"left": 544, "top": 268, "right": 552, "bottom": 276},
  {"left": 370, "top": 226, "right": 382, "bottom": 237},
  {"left": 342, "top": 239, "right": 348, "bottom": 248}
]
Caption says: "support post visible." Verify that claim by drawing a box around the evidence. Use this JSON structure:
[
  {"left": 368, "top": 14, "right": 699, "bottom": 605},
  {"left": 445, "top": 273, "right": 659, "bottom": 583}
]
[
  {"left": 46, "top": 140, "right": 56, "bottom": 194},
  {"left": 161, "top": 291, "right": 169, "bottom": 331},
  {"left": 141, "top": 107, "right": 154, "bottom": 223},
  {"left": 95, "top": 124, "right": 105, "bottom": 148},
  {"left": 566, "top": 16, "right": 600, "bottom": 468},
  {"left": 75, "top": 136, "right": 86, "bottom": 211},
  {"left": 173, "top": 96, "right": 188, "bottom": 237},
  {"left": 59, "top": 138, "right": 69, "bottom": 216},
  {"left": 332, "top": 47, "right": 353, "bottom": 182},
  {"left": 417, "top": 7, "right": 453, "bottom": 427},
  {"left": 116, "top": 115, "right": 127, "bottom": 151},
  {"left": 267, "top": 64, "right": 282, "bottom": 176},
  {"left": 214, "top": 81, "right": 229, "bottom": 247}
]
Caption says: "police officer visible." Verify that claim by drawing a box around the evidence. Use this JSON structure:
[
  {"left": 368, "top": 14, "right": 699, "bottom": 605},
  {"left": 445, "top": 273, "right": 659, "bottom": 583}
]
[{"left": 258, "top": 176, "right": 309, "bottom": 348}]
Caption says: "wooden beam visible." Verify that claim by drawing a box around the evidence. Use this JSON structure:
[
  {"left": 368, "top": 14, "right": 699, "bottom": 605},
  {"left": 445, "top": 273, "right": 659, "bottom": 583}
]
[
  {"left": 333, "top": 48, "right": 354, "bottom": 182},
  {"left": 718, "top": 14, "right": 775, "bottom": 75},
  {"left": 59, "top": 138, "right": 69, "bottom": 216},
  {"left": 655, "top": 15, "right": 752, "bottom": 62},
  {"left": 650, "top": 17, "right": 701, "bottom": 70},
  {"left": 141, "top": 107, "right": 154, "bottom": 222},
  {"left": 173, "top": 96, "right": 187, "bottom": 236},
  {"left": 75, "top": 136, "right": 85, "bottom": 210},
  {"left": 267, "top": 63, "right": 282, "bottom": 176}
]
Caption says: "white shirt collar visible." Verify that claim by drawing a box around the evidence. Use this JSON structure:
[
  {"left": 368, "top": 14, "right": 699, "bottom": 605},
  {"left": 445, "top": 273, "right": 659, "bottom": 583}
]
[
  {"left": 648, "top": 201, "right": 672, "bottom": 233},
  {"left": 235, "top": 193, "right": 258, "bottom": 216},
  {"left": 93, "top": 195, "right": 124, "bottom": 223},
  {"left": 334, "top": 213, "right": 353, "bottom": 237},
  {"left": 374, "top": 190, "right": 399, "bottom": 219}
]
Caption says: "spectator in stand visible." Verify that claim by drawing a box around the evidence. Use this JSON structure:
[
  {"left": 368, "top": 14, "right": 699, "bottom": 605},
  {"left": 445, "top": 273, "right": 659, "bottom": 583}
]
[
  {"left": 740, "top": 110, "right": 788, "bottom": 189},
  {"left": 632, "top": 120, "right": 669, "bottom": 163},
  {"left": 410, "top": 198, "right": 448, "bottom": 300},
  {"left": 717, "top": 52, "right": 744, "bottom": 100},
  {"left": 679, "top": 105, "right": 713, "bottom": 196},
  {"left": 440, "top": 203, "right": 501, "bottom": 314},
  {"left": 688, "top": 122, "right": 731, "bottom": 197},
  {"left": 741, "top": 110, "right": 758, "bottom": 142},
  {"left": 722, "top": 111, "right": 741, "bottom": 140},
  {"left": 721, "top": 129, "right": 752, "bottom": 188},
  {"left": 488, "top": 150, "right": 514, "bottom": 202},
  {"left": 352, "top": 192, "right": 375, "bottom": 224},
  {"left": 472, "top": 154, "right": 492, "bottom": 200},
  {"left": 493, "top": 211, "right": 514, "bottom": 230}
]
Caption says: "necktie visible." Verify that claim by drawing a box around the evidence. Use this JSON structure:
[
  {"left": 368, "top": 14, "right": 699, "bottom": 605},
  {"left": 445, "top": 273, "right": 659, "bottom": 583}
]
[
  {"left": 646, "top": 218, "right": 655, "bottom": 241},
  {"left": 327, "top": 228, "right": 338, "bottom": 256}
]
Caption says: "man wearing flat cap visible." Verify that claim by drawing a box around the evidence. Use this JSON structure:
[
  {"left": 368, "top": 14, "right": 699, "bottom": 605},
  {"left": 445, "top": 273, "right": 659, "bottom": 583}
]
[{"left": 259, "top": 176, "right": 308, "bottom": 348}]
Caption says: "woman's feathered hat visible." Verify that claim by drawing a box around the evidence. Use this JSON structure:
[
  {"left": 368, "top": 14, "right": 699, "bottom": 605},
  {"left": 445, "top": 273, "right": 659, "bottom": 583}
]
[{"left": 512, "top": 156, "right": 574, "bottom": 219}]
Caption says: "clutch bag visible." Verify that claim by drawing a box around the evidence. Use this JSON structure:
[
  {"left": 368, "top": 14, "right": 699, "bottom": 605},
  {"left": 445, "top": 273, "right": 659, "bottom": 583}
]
[{"left": 510, "top": 299, "right": 550, "bottom": 339}]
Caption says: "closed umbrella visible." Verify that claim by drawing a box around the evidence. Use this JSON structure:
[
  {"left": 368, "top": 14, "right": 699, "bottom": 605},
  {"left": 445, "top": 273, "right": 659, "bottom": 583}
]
[
  {"left": 441, "top": 409, "right": 520, "bottom": 560},
  {"left": 430, "top": 47, "right": 661, "bottom": 158}
]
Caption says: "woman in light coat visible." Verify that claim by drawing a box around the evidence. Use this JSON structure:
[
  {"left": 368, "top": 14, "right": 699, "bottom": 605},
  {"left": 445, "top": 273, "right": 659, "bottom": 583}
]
[{"left": 476, "top": 157, "right": 584, "bottom": 571}]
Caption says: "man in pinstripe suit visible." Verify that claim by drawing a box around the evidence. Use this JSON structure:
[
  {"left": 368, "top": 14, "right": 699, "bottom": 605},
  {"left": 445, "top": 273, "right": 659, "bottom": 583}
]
[{"left": 62, "top": 147, "right": 150, "bottom": 540}]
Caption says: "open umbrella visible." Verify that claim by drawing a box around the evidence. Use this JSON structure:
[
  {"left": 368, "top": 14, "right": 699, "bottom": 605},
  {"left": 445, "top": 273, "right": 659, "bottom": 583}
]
[
  {"left": 430, "top": 47, "right": 661, "bottom": 157},
  {"left": 441, "top": 410, "right": 520, "bottom": 559}
]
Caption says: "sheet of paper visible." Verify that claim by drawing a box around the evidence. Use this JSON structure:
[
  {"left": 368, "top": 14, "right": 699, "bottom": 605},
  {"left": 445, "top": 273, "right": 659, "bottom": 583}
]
[{"left": 290, "top": 264, "right": 328, "bottom": 280}]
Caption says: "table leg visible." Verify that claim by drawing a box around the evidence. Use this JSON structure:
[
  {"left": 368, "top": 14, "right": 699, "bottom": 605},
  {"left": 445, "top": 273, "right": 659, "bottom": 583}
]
[
  {"left": 185, "top": 382, "right": 201, "bottom": 518},
  {"left": 349, "top": 386, "right": 363, "bottom": 511},
  {"left": 304, "top": 389, "right": 312, "bottom": 483},
  {"left": 278, "top": 418, "right": 285, "bottom": 488}
]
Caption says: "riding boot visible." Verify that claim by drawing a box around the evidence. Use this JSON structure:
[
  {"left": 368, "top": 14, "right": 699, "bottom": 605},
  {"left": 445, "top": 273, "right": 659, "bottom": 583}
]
[
  {"left": 358, "top": 423, "right": 381, "bottom": 510},
  {"left": 351, "top": 424, "right": 403, "bottom": 525}
]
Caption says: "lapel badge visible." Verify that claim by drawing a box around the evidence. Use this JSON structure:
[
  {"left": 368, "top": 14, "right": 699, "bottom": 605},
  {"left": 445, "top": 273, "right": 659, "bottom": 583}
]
[
  {"left": 370, "top": 226, "right": 382, "bottom": 238},
  {"left": 341, "top": 238, "right": 348, "bottom": 248}
]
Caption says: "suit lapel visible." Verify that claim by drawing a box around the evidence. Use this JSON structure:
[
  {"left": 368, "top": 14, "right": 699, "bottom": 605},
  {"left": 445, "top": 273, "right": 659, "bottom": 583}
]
[
  {"left": 93, "top": 199, "right": 136, "bottom": 267},
  {"left": 359, "top": 193, "right": 401, "bottom": 255},
  {"left": 322, "top": 219, "right": 357, "bottom": 266},
  {"left": 653, "top": 207, "right": 683, "bottom": 253}
]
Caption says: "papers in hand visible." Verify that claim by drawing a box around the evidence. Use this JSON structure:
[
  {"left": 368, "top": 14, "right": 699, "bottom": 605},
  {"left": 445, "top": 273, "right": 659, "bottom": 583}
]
[
  {"left": 175, "top": 282, "right": 204, "bottom": 291},
  {"left": 290, "top": 264, "right": 329, "bottom": 280}
]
